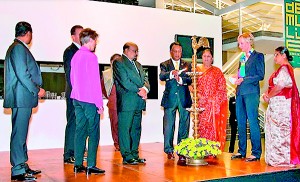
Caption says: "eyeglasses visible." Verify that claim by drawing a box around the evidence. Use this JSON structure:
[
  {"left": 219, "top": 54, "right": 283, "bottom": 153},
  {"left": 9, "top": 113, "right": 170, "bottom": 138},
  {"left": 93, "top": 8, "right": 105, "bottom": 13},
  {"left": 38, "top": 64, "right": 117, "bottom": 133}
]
[{"left": 129, "top": 48, "right": 139, "bottom": 53}]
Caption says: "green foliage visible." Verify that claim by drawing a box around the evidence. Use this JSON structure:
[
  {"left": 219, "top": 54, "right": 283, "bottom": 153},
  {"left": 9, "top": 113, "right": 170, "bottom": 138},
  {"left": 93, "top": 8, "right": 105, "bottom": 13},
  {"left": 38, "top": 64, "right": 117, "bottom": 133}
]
[{"left": 174, "top": 138, "right": 222, "bottom": 159}]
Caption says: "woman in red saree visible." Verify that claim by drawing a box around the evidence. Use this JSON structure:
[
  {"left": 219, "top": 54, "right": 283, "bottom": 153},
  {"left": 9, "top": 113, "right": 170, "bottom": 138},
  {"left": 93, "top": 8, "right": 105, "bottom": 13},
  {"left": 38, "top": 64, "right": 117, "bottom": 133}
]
[
  {"left": 263, "top": 46, "right": 300, "bottom": 166},
  {"left": 196, "top": 49, "right": 228, "bottom": 151}
]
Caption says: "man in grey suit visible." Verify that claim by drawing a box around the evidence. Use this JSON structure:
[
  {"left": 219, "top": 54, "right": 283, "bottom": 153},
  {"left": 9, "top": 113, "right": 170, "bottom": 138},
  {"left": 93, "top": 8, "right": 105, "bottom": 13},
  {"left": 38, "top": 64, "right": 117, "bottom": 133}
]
[
  {"left": 160, "top": 42, "right": 192, "bottom": 166},
  {"left": 113, "top": 42, "right": 150, "bottom": 165},
  {"left": 4, "top": 21, "right": 45, "bottom": 181},
  {"left": 63, "top": 25, "right": 83, "bottom": 164}
]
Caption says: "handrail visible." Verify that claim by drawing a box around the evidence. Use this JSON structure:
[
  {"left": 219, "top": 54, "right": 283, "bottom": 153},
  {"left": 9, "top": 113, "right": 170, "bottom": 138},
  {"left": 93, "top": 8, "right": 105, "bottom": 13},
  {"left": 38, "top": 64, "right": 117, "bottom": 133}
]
[
  {"left": 222, "top": 16, "right": 264, "bottom": 29},
  {"left": 222, "top": 52, "right": 242, "bottom": 74}
]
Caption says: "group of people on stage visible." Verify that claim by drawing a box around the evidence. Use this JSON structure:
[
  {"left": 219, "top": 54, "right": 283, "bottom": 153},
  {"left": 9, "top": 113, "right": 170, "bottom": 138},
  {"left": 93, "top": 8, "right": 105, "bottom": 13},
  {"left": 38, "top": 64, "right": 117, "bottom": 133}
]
[
  {"left": 3, "top": 21, "right": 300, "bottom": 181},
  {"left": 4, "top": 22, "right": 150, "bottom": 181}
]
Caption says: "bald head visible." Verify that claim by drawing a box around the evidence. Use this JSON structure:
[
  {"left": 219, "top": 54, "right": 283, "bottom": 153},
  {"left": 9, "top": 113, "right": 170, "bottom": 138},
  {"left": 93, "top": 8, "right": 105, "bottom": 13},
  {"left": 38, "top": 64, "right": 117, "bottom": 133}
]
[{"left": 123, "top": 42, "right": 139, "bottom": 60}]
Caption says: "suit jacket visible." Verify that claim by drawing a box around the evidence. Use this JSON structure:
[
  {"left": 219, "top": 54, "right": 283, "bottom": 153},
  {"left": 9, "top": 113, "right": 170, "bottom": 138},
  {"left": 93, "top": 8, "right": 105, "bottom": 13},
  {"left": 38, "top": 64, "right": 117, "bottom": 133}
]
[
  {"left": 160, "top": 59, "right": 192, "bottom": 108},
  {"left": 113, "top": 55, "right": 150, "bottom": 112},
  {"left": 3, "top": 39, "right": 42, "bottom": 108},
  {"left": 63, "top": 43, "right": 79, "bottom": 98},
  {"left": 101, "top": 77, "right": 117, "bottom": 111},
  {"left": 236, "top": 50, "right": 265, "bottom": 96}
]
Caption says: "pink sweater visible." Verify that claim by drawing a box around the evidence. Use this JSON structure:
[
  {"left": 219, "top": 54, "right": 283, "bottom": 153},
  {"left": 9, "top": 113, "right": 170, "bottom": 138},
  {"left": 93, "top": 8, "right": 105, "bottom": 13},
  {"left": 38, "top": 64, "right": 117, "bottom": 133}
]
[{"left": 70, "top": 46, "right": 103, "bottom": 108}]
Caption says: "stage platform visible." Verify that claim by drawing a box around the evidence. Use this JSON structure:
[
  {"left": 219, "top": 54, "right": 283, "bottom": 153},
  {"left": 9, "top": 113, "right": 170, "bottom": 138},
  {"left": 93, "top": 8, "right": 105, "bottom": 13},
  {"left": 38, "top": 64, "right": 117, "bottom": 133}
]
[{"left": 0, "top": 143, "right": 298, "bottom": 181}]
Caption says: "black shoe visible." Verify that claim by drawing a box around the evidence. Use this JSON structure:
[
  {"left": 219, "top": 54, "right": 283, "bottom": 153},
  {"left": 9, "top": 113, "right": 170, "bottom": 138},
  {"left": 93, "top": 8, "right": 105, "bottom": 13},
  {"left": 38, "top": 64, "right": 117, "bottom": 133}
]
[
  {"left": 64, "top": 156, "right": 75, "bottom": 164},
  {"left": 74, "top": 165, "right": 86, "bottom": 173},
  {"left": 177, "top": 155, "right": 187, "bottom": 166},
  {"left": 123, "top": 159, "right": 138, "bottom": 165},
  {"left": 11, "top": 173, "right": 37, "bottom": 181},
  {"left": 167, "top": 153, "right": 175, "bottom": 160},
  {"left": 231, "top": 153, "right": 245, "bottom": 160},
  {"left": 26, "top": 167, "right": 41, "bottom": 175},
  {"left": 135, "top": 158, "right": 146, "bottom": 164},
  {"left": 86, "top": 166, "right": 105, "bottom": 175},
  {"left": 114, "top": 144, "right": 120, "bottom": 151}
]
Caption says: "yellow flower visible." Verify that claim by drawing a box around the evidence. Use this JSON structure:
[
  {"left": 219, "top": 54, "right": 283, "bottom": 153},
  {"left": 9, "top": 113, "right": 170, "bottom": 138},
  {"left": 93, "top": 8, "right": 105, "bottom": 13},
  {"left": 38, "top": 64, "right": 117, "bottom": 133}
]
[{"left": 175, "top": 137, "right": 221, "bottom": 158}]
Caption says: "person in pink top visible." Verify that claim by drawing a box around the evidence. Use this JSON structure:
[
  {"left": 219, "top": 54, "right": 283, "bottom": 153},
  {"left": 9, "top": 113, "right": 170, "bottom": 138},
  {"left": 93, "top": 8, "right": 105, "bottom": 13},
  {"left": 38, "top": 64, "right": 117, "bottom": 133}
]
[{"left": 70, "top": 28, "right": 105, "bottom": 175}]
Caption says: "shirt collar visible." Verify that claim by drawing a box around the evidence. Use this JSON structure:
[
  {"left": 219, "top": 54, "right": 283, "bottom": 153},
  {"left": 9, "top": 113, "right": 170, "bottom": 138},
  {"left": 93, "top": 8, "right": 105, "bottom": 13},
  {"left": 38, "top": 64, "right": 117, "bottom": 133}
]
[
  {"left": 249, "top": 48, "right": 254, "bottom": 55},
  {"left": 73, "top": 42, "right": 81, "bottom": 49},
  {"left": 171, "top": 58, "right": 180, "bottom": 63},
  {"left": 16, "top": 38, "right": 29, "bottom": 49},
  {"left": 123, "top": 53, "right": 133, "bottom": 62},
  {"left": 79, "top": 46, "right": 90, "bottom": 52}
]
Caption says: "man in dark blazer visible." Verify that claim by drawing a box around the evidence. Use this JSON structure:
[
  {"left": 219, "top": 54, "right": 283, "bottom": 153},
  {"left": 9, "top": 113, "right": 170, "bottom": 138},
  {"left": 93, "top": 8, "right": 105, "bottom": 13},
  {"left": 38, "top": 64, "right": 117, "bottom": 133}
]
[
  {"left": 4, "top": 21, "right": 45, "bottom": 181},
  {"left": 160, "top": 42, "right": 192, "bottom": 166},
  {"left": 63, "top": 25, "right": 83, "bottom": 164},
  {"left": 113, "top": 42, "right": 150, "bottom": 165},
  {"left": 231, "top": 32, "right": 265, "bottom": 162}
]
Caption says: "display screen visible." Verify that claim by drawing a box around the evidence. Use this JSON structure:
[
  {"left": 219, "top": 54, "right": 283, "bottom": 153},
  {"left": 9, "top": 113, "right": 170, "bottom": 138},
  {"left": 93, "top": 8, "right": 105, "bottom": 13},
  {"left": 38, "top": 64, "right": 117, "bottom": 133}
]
[{"left": 175, "top": 34, "right": 214, "bottom": 62}]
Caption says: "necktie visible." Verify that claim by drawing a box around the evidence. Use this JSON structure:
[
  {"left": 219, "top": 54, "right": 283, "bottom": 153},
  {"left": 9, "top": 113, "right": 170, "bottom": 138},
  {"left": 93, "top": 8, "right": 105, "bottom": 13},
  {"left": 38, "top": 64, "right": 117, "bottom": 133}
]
[
  {"left": 175, "top": 61, "right": 179, "bottom": 70},
  {"left": 131, "top": 61, "right": 139, "bottom": 73}
]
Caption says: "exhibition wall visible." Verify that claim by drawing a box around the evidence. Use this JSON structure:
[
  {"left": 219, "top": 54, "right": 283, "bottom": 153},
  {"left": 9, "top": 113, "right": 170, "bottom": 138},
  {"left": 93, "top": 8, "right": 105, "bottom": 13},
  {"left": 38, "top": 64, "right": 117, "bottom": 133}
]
[{"left": 0, "top": 0, "right": 222, "bottom": 151}]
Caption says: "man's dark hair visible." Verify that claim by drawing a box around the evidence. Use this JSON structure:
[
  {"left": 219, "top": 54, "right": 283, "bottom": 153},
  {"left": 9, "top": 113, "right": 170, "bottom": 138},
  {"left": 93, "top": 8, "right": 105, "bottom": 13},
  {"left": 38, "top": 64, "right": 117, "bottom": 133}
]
[
  {"left": 169, "top": 42, "right": 182, "bottom": 51},
  {"left": 70, "top": 25, "right": 83, "bottom": 35},
  {"left": 15, "top": 21, "right": 32, "bottom": 37},
  {"left": 123, "top": 43, "right": 130, "bottom": 52},
  {"left": 110, "top": 53, "right": 121, "bottom": 63}
]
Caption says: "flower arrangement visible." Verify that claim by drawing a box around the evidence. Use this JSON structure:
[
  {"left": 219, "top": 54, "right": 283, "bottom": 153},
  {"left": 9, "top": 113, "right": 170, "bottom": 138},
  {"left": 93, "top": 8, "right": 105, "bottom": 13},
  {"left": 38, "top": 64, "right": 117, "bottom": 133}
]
[{"left": 174, "top": 138, "right": 221, "bottom": 160}]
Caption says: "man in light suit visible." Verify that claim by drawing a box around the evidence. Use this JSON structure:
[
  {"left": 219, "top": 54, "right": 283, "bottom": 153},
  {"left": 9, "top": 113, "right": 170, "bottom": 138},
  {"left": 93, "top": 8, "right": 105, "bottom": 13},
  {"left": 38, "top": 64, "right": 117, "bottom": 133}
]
[
  {"left": 113, "top": 42, "right": 150, "bottom": 165},
  {"left": 4, "top": 21, "right": 45, "bottom": 181},
  {"left": 231, "top": 32, "right": 265, "bottom": 162},
  {"left": 160, "top": 42, "right": 192, "bottom": 166},
  {"left": 63, "top": 25, "right": 83, "bottom": 164},
  {"left": 101, "top": 53, "right": 121, "bottom": 151}
]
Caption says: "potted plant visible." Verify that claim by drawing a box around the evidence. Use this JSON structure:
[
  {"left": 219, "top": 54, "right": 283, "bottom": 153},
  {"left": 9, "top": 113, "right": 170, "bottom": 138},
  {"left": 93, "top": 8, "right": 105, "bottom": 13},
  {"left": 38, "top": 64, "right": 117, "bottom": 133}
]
[{"left": 174, "top": 137, "right": 221, "bottom": 165}]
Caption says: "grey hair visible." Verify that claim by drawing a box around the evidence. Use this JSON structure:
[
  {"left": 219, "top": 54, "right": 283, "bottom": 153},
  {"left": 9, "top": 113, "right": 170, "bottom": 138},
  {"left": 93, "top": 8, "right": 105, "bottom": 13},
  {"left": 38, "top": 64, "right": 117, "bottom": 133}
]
[{"left": 79, "top": 28, "right": 98, "bottom": 45}]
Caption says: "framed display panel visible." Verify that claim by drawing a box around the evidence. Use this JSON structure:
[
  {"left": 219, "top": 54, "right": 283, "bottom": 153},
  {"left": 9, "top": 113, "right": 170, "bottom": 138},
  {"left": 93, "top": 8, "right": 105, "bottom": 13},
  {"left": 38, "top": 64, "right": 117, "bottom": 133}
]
[
  {"left": 38, "top": 61, "right": 66, "bottom": 99},
  {"left": 175, "top": 34, "right": 214, "bottom": 63},
  {"left": 0, "top": 60, "right": 66, "bottom": 99},
  {"left": 0, "top": 60, "right": 158, "bottom": 100}
]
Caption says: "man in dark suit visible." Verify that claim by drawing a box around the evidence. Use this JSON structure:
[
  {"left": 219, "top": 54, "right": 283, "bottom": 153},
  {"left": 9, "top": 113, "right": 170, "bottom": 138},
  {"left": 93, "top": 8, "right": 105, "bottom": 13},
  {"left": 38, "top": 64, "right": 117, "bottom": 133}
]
[
  {"left": 113, "top": 42, "right": 150, "bottom": 165},
  {"left": 160, "top": 42, "right": 192, "bottom": 166},
  {"left": 231, "top": 32, "right": 265, "bottom": 162},
  {"left": 63, "top": 25, "right": 83, "bottom": 164},
  {"left": 4, "top": 21, "right": 45, "bottom": 181}
]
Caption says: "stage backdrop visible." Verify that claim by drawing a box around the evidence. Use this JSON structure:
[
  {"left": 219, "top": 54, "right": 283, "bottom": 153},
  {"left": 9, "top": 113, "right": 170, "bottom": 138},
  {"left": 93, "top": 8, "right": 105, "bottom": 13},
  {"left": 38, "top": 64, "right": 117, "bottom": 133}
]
[{"left": 0, "top": 0, "right": 222, "bottom": 151}]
